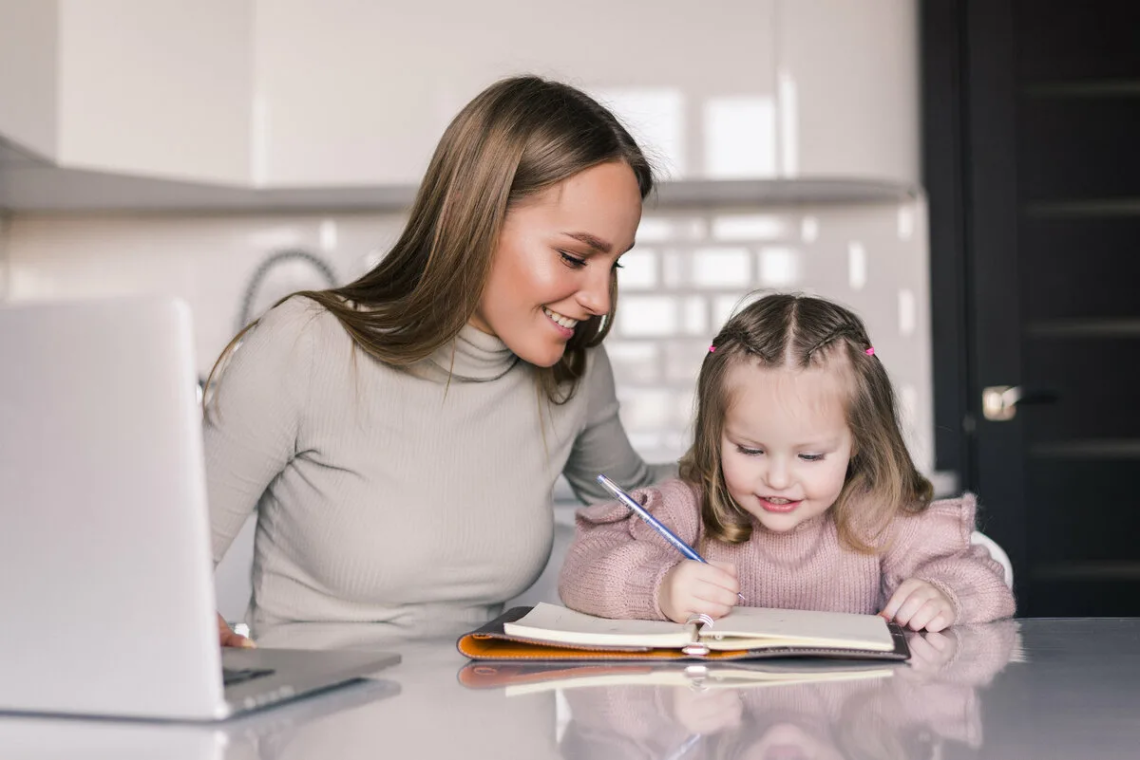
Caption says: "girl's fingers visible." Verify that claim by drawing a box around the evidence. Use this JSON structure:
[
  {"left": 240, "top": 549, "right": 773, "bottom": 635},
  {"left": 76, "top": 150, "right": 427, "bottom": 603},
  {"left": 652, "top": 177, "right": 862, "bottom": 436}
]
[
  {"left": 690, "top": 600, "right": 734, "bottom": 619},
  {"left": 695, "top": 579, "right": 742, "bottom": 609},
  {"left": 893, "top": 587, "right": 936, "bottom": 627},
  {"left": 880, "top": 579, "right": 922, "bottom": 620},
  {"left": 907, "top": 601, "right": 940, "bottom": 632},
  {"left": 702, "top": 563, "right": 741, "bottom": 595},
  {"left": 925, "top": 612, "right": 950, "bottom": 633}
]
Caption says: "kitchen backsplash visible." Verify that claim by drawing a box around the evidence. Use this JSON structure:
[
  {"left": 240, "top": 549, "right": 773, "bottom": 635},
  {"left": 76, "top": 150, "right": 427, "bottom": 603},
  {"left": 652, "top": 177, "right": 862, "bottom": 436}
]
[{"left": 1, "top": 199, "right": 932, "bottom": 473}]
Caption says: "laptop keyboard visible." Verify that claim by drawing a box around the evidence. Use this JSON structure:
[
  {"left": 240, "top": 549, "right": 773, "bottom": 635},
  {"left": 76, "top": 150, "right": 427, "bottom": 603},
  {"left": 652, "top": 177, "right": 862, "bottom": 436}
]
[{"left": 222, "top": 667, "right": 276, "bottom": 687}]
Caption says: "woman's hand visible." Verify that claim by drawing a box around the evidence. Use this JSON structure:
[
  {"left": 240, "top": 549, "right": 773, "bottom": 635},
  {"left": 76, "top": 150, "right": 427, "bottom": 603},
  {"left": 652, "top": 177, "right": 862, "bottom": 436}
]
[
  {"left": 217, "top": 612, "right": 256, "bottom": 648},
  {"left": 881, "top": 578, "right": 956, "bottom": 632},
  {"left": 657, "top": 560, "right": 740, "bottom": 623}
]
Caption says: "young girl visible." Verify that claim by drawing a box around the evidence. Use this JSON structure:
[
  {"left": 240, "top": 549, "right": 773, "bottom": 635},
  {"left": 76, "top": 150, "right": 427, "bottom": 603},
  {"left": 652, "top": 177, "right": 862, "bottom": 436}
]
[{"left": 559, "top": 293, "right": 1015, "bottom": 632}]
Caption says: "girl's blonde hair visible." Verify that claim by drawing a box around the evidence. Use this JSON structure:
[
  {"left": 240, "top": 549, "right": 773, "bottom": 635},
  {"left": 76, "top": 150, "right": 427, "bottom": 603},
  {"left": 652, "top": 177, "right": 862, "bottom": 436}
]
[
  {"left": 679, "top": 293, "right": 933, "bottom": 553},
  {"left": 206, "top": 75, "right": 653, "bottom": 405}
]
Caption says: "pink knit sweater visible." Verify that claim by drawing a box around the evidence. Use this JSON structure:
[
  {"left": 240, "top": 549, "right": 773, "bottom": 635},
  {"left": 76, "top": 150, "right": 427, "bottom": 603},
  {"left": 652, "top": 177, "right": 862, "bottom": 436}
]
[{"left": 558, "top": 478, "right": 1015, "bottom": 624}]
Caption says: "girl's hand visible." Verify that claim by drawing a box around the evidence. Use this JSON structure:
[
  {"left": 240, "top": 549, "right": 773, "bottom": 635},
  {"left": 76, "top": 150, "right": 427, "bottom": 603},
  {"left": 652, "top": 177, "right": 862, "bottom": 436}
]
[
  {"left": 657, "top": 559, "right": 740, "bottom": 623},
  {"left": 880, "top": 578, "right": 956, "bottom": 632}
]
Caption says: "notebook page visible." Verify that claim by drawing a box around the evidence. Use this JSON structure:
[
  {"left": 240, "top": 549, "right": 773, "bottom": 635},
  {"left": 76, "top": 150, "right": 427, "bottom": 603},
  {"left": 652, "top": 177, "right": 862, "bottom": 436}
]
[
  {"left": 700, "top": 607, "right": 895, "bottom": 651},
  {"left": 504, "top": 603, "right": 693, "bottom": 648}
]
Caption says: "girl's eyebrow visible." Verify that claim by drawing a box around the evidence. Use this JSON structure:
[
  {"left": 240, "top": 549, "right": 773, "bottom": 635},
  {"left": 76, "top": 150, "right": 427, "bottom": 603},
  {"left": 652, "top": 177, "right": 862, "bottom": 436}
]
[{"left": 795, "top": 438, "right": 842, "bottom": 450}]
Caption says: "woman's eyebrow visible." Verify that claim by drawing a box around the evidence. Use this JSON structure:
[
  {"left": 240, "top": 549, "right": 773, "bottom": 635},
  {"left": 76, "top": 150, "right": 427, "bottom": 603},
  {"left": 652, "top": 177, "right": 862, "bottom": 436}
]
[{"left": 561, "top": 231, "right": 613, "bottom": 254}]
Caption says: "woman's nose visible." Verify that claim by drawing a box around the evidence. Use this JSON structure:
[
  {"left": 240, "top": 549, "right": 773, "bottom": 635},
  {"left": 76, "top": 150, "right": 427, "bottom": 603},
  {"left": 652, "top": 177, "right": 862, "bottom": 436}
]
[{"left": 576, "top": 268, "right": 612, "bottom": 317}]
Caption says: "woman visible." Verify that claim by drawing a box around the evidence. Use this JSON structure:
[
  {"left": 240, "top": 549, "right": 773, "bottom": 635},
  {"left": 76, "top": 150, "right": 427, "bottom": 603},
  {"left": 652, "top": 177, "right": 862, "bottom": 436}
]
[{"left": 207, "top": 76, "right": 674, "bottom": 645}]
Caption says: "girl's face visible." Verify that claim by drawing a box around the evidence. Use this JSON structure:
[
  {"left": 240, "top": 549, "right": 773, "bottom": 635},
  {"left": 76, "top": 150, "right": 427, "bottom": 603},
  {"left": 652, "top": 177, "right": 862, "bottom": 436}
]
[
  {"left": 469, "top": 161, "right": 642, "bottom": 367},
  {"left": 719, "top": 361, "right": 854, "bottom": 533}
]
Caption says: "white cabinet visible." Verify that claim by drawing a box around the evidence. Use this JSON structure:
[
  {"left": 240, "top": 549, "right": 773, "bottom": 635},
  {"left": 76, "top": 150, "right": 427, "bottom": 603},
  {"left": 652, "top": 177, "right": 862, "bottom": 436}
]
[
  {"left": 55, "top": 0, "right": 254, "bottom": 185},
  {"left": 0, "top": 0, "right": 919, "bottom": 196},
  {"left": 775, "top": 0, "right": 920, "bottom": 186},
  {"left": 252, "top": 0, "right": 778, "bottom": 187},
  {"left": 256, "top": 0, "right": 919, "bottom": 190},
  {"left": 0, "top": 0, "right": 58, "bottom": 160},
  {"left": 0, "top": 0, "right": 253, "bottom": 185}
]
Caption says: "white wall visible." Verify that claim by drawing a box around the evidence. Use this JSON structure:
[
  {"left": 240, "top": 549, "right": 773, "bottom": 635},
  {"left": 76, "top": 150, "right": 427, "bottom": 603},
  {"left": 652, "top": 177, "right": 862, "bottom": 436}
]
[
  {"left": 0, "top": 0, "right": 58, "bottom": 159},
  {"left": 4, "top": 201, "right": 933, "bottom": 473},
  {"left": 0, "top": 213, "right": 9, "bottom": 299}
]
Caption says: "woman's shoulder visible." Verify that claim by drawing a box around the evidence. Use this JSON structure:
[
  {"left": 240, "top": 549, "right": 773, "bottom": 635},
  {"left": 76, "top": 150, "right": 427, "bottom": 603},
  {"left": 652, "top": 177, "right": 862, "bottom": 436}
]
[
  {"left": 251, "top": 295, "right": 352, "bottom": 354},
  {"left": 576, "top": 477, "right": 700, "bottom": 524},
  {"left": 258, "top": 295, "right": 340, "bottom": 333}
]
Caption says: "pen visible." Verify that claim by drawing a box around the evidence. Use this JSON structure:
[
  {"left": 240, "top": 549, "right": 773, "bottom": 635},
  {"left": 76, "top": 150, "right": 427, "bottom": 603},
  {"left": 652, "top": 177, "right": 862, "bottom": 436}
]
[{"left": 596, "top": 474, "right": 746, "bottom": 603}]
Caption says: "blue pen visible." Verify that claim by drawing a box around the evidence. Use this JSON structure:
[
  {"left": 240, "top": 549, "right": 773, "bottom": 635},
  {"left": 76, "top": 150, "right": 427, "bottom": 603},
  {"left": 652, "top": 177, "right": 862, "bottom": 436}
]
[{"left": 596, "top": 474, "right": 746, "bottom": 603}]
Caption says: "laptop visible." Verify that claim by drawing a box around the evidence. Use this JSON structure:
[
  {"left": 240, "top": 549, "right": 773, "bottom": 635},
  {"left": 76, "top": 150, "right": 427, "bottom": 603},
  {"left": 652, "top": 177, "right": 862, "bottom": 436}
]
[{"left": 0, "top": 297, "right": 400, "bottom": 720}]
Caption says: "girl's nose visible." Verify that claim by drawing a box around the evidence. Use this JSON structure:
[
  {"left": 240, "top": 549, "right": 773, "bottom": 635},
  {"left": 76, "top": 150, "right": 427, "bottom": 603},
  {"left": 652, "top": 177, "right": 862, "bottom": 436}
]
[{"left": 765, "top": 459, "right": 790, "bottom": 489}]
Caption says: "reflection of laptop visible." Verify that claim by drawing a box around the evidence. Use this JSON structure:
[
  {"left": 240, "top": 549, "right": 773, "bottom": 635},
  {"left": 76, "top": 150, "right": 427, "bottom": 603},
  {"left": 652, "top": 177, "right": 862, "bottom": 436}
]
[
  {"left": 0, "top": 298, "right": 400, "bottom": 720},
  {"left": 0, "top": 677, "right": 401, "bottom": 758}
]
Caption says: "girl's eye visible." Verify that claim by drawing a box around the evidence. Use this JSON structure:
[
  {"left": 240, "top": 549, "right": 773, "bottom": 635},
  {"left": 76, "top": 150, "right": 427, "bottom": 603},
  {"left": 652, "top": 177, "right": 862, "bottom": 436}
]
[
  {"left": 799, "top": 454, "right": 825, "bottom": 462},
  {"left": 559, "top": 251, "right": 587, "bottom": 269},
  {"left": 736, "top": 445, "right": 763, "bottom": 456}
]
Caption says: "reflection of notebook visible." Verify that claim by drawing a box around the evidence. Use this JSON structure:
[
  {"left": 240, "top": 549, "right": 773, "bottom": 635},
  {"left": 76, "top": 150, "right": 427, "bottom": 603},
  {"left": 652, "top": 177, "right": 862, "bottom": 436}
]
[
  {"left": 459, "top": 660, "right": 897, "bottom": 696},
  {"left": 0, "top": 298, "right": 400, "bottom": 720},
  {"left": 458, "top": 604, "right": 910, "bottom": 662}
]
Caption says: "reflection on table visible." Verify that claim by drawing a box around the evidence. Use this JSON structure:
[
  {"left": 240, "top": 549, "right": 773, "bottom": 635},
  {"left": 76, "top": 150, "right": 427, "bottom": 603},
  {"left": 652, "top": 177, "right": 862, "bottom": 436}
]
[{"left": 2, "top": 619, "right": 1139, "bottom": 760}]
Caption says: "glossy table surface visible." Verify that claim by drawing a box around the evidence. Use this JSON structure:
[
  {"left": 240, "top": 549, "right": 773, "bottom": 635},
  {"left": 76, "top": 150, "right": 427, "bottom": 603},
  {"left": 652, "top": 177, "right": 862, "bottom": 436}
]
[{"left": 2, "top": 618, "right": 1137, "bottom": 759}]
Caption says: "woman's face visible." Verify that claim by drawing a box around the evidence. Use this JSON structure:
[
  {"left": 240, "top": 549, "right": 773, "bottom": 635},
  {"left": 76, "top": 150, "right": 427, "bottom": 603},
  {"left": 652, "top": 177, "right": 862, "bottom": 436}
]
[{"left": 469, "top": 160, "right": 643, "bottom": 367}]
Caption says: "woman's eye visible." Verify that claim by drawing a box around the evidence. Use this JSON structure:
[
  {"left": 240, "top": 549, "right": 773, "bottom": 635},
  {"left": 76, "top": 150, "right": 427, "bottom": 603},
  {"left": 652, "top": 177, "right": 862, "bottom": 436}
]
[
  {"left": 559, "top": 251, "right": 587, "bottom": 268},
  {"left": 736, "top": 445, "right": 763, "bottom": 456}
]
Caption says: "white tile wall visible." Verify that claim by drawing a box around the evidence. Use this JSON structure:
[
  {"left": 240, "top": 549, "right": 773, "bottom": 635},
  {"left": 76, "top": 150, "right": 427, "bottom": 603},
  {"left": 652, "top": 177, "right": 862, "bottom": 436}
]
[
  {"left": 3, "top": 199, "right": 933, "bottom": 474},
  {"left": 0, "top": 213, "right": 10, "bottom": 300}
]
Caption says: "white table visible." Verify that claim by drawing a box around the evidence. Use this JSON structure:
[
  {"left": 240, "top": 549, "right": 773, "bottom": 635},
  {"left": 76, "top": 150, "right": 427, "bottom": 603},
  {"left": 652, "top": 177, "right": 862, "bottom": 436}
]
[{"left": 1, "top": 618, "right": 1137, "bottom": 759}]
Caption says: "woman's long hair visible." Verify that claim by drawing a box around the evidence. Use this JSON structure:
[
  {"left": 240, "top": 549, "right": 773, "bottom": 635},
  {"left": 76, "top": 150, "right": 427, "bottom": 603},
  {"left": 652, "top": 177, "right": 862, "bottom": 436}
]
[{"left": 207, "top": 76, "right": 652, "bottom": 404}]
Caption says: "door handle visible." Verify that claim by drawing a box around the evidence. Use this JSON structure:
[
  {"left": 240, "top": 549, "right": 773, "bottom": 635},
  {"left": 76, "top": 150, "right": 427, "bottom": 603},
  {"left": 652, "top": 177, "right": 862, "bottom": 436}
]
[{"left": 982, "top": 385, "right": 1059, "bottom": 421}]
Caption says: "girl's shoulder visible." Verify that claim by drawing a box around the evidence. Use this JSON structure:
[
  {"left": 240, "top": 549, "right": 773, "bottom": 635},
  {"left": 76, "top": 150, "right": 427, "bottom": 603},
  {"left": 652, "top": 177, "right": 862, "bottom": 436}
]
[{"left": 887, "top": 492, "right": 981, "bottom": 556}]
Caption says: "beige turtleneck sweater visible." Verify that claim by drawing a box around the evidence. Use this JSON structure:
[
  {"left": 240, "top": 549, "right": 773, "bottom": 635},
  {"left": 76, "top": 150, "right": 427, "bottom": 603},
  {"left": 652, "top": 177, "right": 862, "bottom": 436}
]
[
  {"left": 559, "top": 478, "right": 1015, "bottom": 624},
  {"left": 205, "top": 297, "right": 673, "bottom": 637}
]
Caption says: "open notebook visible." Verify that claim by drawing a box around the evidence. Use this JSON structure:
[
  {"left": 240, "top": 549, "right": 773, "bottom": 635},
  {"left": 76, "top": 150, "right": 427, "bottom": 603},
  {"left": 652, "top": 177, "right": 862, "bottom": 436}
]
[{"left": 457, "top": 604, "right": 910, "bottom": 662}]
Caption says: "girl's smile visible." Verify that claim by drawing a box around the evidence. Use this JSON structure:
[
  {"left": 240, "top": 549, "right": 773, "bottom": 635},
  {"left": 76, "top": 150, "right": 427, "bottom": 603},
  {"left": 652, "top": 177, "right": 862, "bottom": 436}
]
[{"left": 757, "top": 497, "right": 803, "bottom": 513}]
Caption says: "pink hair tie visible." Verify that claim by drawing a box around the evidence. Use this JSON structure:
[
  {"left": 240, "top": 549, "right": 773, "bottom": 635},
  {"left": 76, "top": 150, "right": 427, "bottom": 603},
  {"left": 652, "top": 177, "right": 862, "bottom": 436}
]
[
  {"left": 865, "top": 347, "right": 875, "bottom": 356},
  {"left": 709, "top": 345, "right": 716, "bottom": 353}
]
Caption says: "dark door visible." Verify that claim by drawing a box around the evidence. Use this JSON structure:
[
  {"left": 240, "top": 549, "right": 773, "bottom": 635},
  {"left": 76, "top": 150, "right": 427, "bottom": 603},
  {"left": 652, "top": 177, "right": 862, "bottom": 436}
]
[{"left": 925, "top": 0, "right": 1140, "bottom": 615}]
